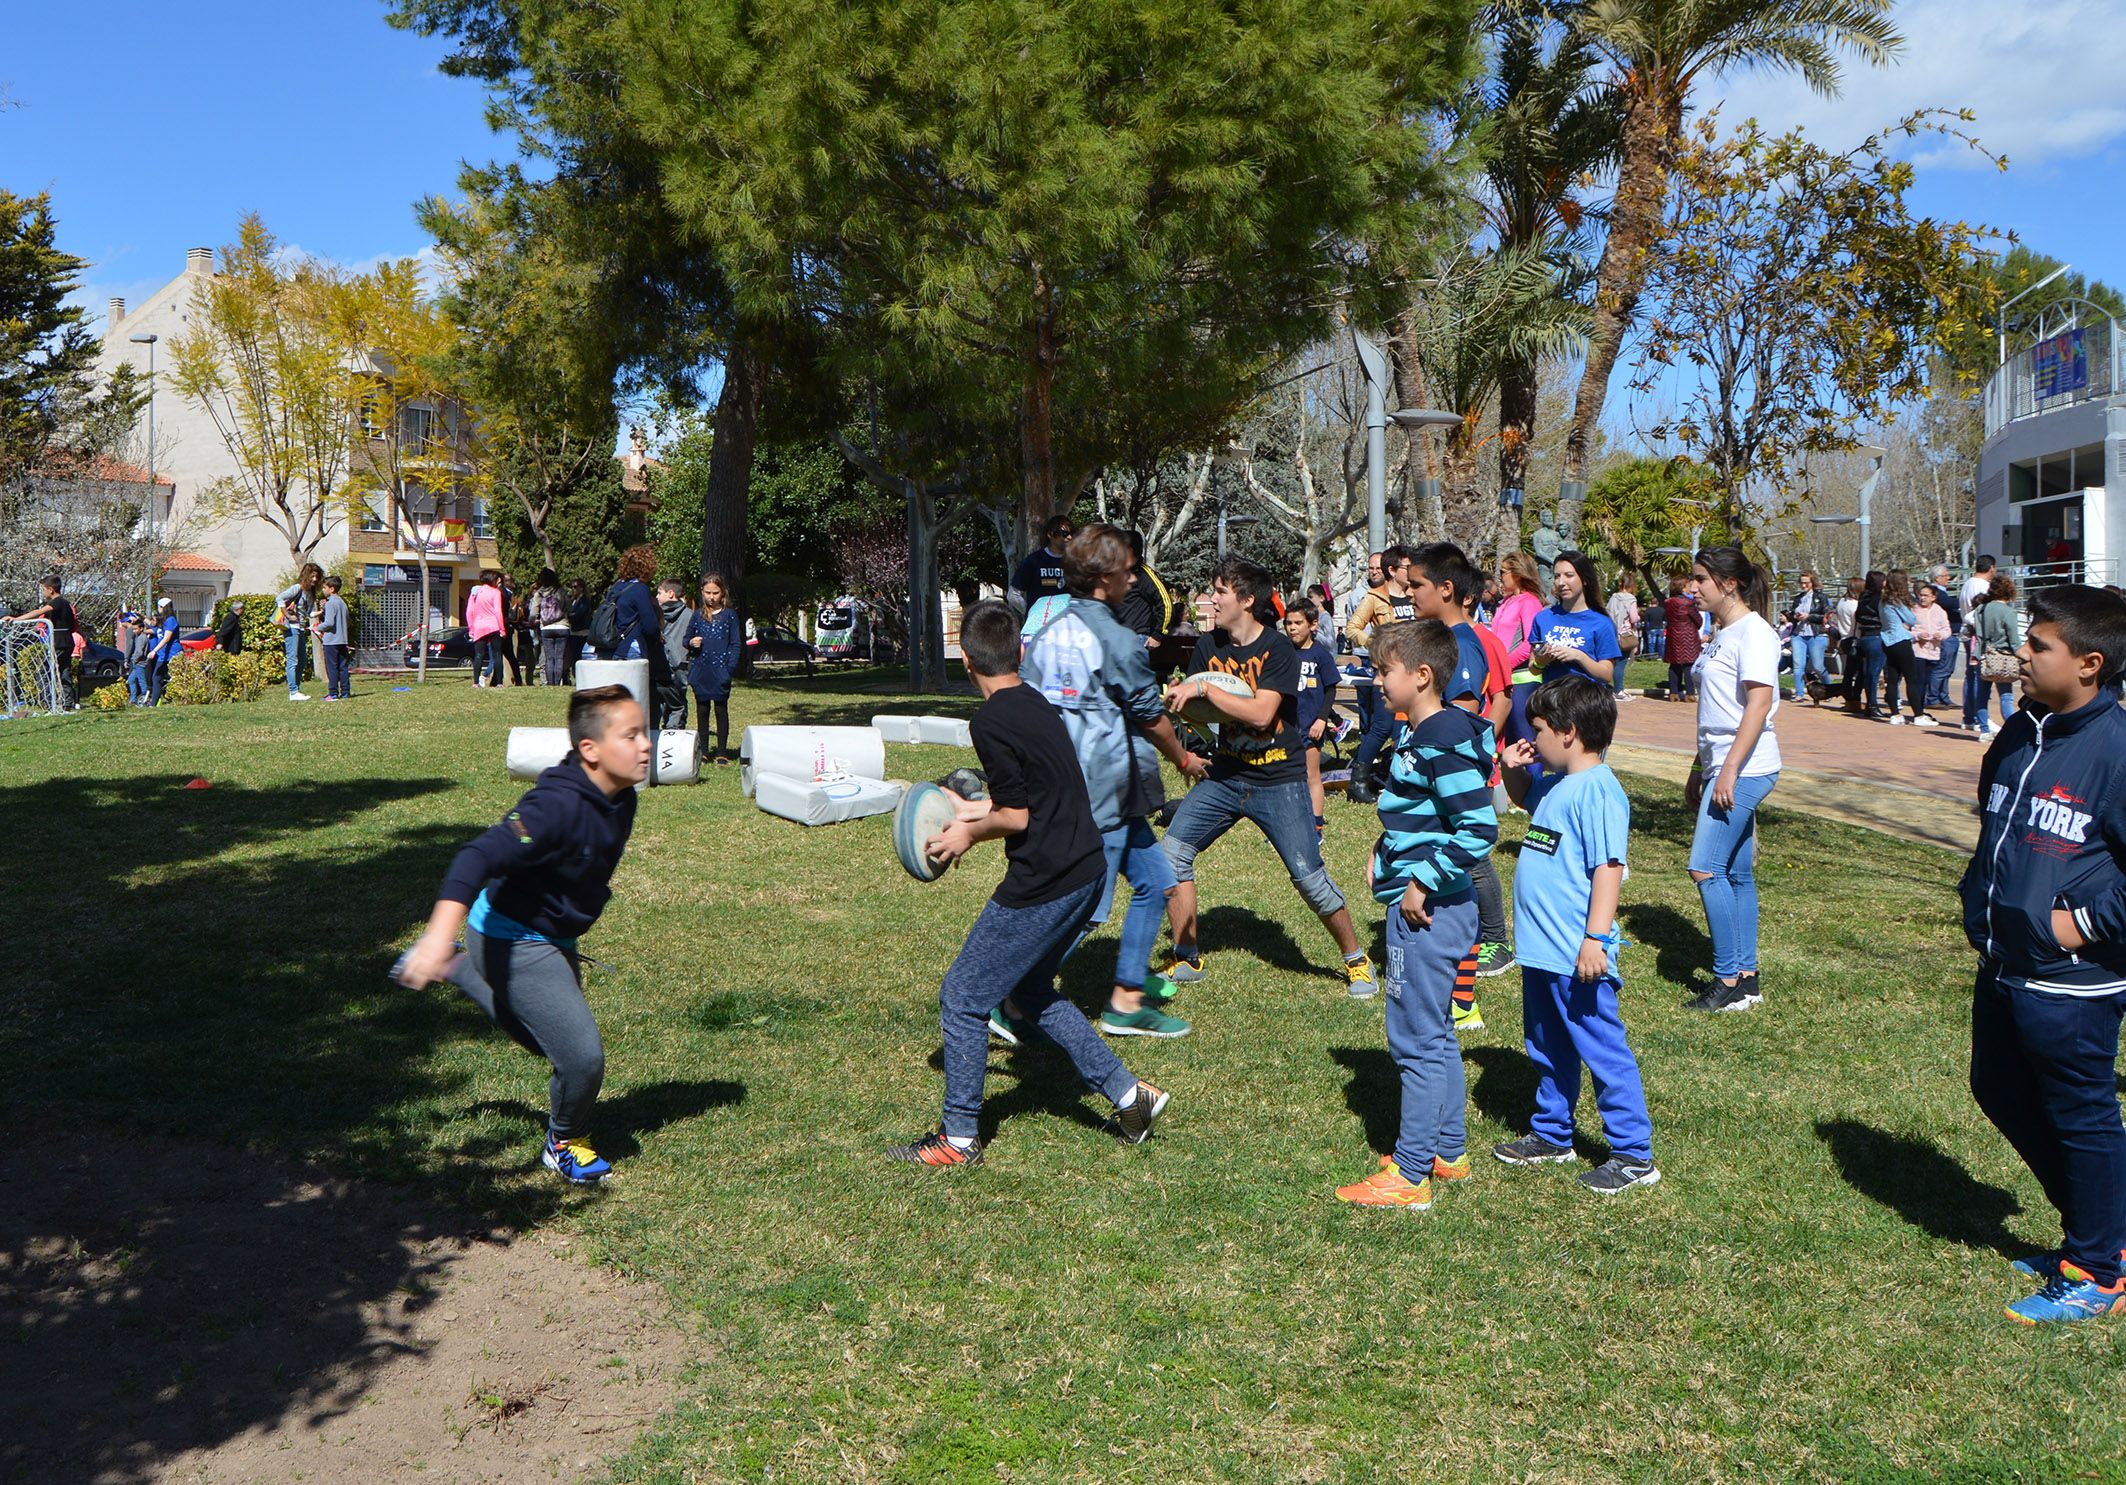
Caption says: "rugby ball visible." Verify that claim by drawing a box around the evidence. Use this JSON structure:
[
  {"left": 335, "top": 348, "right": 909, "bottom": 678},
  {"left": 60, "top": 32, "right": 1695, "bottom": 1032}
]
[
  {"left": 1172, "top": 669, "right": 1255, "bottom": 726},
  {"left": 892, "top": 780, "right": 961, "bottom": 882}
]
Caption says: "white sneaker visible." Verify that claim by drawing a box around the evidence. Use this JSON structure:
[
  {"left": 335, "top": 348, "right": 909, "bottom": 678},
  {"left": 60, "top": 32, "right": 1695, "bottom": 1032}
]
[
  {"left": 1912, "top": 715, "right": 1940, "bottom": 727},
  {"left": 1886, "top": 714, "right": 1905, "bottom": 725},
  {"left": 289, "top": 691, "right": 311, "bottom": 702}
]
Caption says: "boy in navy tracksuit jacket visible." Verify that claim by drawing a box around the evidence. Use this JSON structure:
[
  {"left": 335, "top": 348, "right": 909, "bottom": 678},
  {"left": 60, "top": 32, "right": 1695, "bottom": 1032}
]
[
  {"left": 394, "top": 685, "right": 650, "bottom": 1185},
  {"left": 1959, "top": 585, "right": 2126, "bottom": 1324}
]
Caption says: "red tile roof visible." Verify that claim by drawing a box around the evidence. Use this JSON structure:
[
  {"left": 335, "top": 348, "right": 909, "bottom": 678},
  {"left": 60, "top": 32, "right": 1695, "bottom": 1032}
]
[{"left": 158, "top": 552, "right": 232, "bottom": 573}]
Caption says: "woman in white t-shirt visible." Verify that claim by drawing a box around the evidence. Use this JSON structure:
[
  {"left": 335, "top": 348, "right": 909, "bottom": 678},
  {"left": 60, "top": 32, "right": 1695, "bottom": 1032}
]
[{"left": 1684, "top": 546, "right": 1782, "bottom": 1014}]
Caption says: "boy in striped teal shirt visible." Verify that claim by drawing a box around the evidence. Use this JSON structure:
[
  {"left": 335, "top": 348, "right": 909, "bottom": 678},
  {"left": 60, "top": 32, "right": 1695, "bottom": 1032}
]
[{"left": 1336, "top": 619, "right": 1500, "bottom": 1210}]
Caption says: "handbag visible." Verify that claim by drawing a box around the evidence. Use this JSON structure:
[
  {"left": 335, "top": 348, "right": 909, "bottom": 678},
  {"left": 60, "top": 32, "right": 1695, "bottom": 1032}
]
[{"left": 1979, "top": 649, "right": 2021, "bottom": 683}]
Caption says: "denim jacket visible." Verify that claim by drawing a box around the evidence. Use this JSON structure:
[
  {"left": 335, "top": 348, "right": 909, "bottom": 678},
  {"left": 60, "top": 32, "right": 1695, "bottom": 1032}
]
[{"left": 1020, "top": 596, "right": 1166, "bottom": 830}]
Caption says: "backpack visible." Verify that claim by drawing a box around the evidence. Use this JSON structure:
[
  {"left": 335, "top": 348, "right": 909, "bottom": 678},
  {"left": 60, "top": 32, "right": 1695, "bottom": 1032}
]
[
  {"left": 537, "top": 587, "right": 566, "bottom": 626},
  {"left": 588, "top": 584, "right": 623, "bottom": 655}
]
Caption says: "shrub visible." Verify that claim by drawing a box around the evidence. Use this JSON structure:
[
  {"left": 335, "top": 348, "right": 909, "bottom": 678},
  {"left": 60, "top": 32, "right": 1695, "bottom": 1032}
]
[
  {"left": 161, "top": 649, "right": 272, "bottom": 706},
  {"left": 89, "top": 683, "right": 128, "bottom": 711},
  {"left": 211, "top": 594, "right": 289, "bottom": 659}
]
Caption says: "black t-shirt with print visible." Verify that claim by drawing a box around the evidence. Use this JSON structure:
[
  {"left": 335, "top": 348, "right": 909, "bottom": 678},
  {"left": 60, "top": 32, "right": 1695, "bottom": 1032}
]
[
  {"left": 1188, "top": 626, "right": 1305, "bottom": 785},
  {"left": 1010, "top": 548, "right": 1067, "bottom": 605},
  {"left": 1388, "top": 594, "right": 1417, "bottom": 623},
  {"left": 970, "top": 682, "right": 1105, "bottom": 909},
  {"left": 45, "top": 596, "right": 76, "bottom": 650}
]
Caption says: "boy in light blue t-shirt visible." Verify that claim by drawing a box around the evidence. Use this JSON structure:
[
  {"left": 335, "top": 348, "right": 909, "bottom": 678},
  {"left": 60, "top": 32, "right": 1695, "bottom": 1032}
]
[{"left": 1496, "top": 675, "right": 1659, "bottom": 1194}]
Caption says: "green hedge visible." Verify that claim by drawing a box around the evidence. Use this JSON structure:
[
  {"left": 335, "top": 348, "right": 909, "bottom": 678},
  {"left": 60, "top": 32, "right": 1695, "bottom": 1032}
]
[{"left": 160, "top": 649, "right": 273, "bottom": 705}]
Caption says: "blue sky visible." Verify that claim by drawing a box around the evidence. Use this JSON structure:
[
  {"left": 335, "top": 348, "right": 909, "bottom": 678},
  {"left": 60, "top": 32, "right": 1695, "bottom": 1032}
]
[{"left": 6, "top": 0, "right": 2122, "bottom": 336}]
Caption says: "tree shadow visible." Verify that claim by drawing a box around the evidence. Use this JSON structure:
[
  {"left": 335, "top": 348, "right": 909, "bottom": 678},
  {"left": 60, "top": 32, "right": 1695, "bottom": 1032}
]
[
  {"left": 1618, "top": 900, "right": 1710, "bottom": 989},
  {"left": 0, "top": 771, "right": 716, "bottom": 1477},
  {"left": 1329, "top": 1045, "right": 1398, "bottom": 1154},
  {"left": 1200, "top": 904, "right": 1316, "bottom": 978},
  {"left": 1814, "top": 1118, "right": 2024, "bottom": 1259}
]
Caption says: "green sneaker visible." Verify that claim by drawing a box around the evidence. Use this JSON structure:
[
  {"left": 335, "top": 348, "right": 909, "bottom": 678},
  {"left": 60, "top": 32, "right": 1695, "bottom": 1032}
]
[
  {"left": 1451, "top": 998, "right": 1485, "bottom": 1032},
  {"left": 1472, "top": 942, "right": 1517, "bottom": 978},
  {"left": 1099, "top": 1004, "right": 1192, "bottom": 1038},
  {"left": 1140, "top": 972, "right": 1180, "bottom": 1004},
  {"left": 988, "top": 1009, "right": 1032, "bottom": 1047}
]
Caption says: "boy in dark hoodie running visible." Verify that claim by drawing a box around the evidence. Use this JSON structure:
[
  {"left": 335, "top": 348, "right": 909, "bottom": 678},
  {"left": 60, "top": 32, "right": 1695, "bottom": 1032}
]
[
  {"left": 1962, "top": 584, "right": 2126, "bottom": 1324},
  {"left": 394, "top": 685, "right": 650, "bottom": 1184}
]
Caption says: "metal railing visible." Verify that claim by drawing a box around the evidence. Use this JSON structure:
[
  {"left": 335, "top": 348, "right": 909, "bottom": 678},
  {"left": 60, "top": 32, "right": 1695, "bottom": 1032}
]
[{"left": 1984, "top": 311, "right": 2121, "bottom": 439}]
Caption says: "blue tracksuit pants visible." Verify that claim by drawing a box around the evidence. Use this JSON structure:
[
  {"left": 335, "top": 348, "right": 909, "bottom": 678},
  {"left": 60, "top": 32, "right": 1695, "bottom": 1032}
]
[
  {"left": 1521, "top": 967, "right": 1653, "bottom": 1163},
  {"left": 1384, "top": 894, "right": 1477, "bottom": 1174}
]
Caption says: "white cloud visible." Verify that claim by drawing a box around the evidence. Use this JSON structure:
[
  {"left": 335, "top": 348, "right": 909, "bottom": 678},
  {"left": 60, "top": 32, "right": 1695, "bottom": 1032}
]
[{"left": 1709, "top": 0, "right": 2126, "bottom": 170}]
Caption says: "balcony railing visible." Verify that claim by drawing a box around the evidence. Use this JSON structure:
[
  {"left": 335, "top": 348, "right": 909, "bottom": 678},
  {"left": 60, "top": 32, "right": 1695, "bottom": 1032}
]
[{"left": 1984, "top": 312, "right": 2121, "bottom": 439}]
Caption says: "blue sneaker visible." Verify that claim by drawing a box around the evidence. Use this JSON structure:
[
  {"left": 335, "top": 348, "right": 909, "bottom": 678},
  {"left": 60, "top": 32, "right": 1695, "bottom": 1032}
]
[
  {"left": 2005, "top": 1261, "right": 2126, "bottom": 1325},
  {"left": 542, "top": 1134, "right": 613, "bottom": 1185}
]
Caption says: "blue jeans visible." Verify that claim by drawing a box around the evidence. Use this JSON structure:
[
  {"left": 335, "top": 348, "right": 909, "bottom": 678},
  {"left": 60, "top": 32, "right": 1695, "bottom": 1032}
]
[
  {"left": 1348, "top": 702, "right": 1398, "bottom": 791},
  {"left": 1075, "top": 817, "right": 1177, "bottom": 992},
  {"left": 1384, "top": 895, "right": 1476, "bottom": 1173},
  {"left": 1857, "top": 635, "right": 1886, "bottom": 711},
  {"left": 325, "top": 643, "right": 351, "bottom": 698},
  {"left": 127, "top": 661, "right": 151, "bottom": 704},
  {"left": 1351, "top": 674, "right": 1377, "bottom": 735},
  {"left": 1522, "top": 967, "right": 1652, "bottom": 1162},
  {"left": 1690, "top": 771, "right": 1778, "bottom": 979},
  {"left": 1971, "top": 965, "right": 2126, "bottom": 1284},
  {"left": 284, "top": 627, "right": 305, "bottom": 694},
  {"left": 1790, "top": 634, "right": 1829, "bottom": 698},
  {"left": 1927, "top": 646, "right": 1958, "bottom": 706},
  {"left": 938, "top": 881, "right": 1135, "bottom": 1141},
  {"left": 1161, "top": 772, "right": 1345, "bottom": 919}
]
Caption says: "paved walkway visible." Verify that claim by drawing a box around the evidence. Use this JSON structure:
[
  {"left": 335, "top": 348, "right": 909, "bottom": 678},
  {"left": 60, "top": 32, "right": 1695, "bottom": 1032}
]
[{"left": 1608, "top": 690, "right": 1986, "bottom": 854}]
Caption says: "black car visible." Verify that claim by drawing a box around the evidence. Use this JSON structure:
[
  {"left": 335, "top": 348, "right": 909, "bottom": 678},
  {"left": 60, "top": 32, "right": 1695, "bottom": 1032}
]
[
  {"left": 78, "top": 640, "right": 127, "bottom": 687},
  {"left": 747, "top": 622, "right": 817, "bottom": 675},
  {"left": 403, "top": 625, "right": 476, "bottom": 669}
]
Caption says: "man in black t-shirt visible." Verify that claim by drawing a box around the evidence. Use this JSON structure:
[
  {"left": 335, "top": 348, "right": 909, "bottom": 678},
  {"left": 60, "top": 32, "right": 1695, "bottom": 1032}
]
[
  {"left": 1006, "top": 515, "right": 1076, "bottom": 613},
  {"left": 10, "top": 573, "right": 77, "bottom": 708},
  {"left": 887, "top": 600, "right": 1166, "bottom": 1168},
  {"left": 1158, "top": 558, "right": 1375, "bottom": 995}
]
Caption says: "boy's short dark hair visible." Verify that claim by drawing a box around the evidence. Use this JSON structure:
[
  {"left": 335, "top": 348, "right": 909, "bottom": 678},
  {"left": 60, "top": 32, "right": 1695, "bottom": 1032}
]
[
  {"left": 41, "top": 572, "right": 62, "bottom": 593},
  {"left": 322, "top": 574, "right": 343, "bottom": 591},
  {"left": 1383, "top": 543, "right": 1419, "bottom": 573},
  {"left": 1372, "top": 618, "right": 1457, "bottom": 698},
  {"left": 1411, "top": 542, "right": 1481, "bottom": 609},
  {"left": 1527, "top": 674, "right": 1616, "bottom": 753},
  {"left": 2027, "top": 585, "right": 2126, "bottom": 687},
  {"left": 958, "top": 599, "right": 1023, "bottom": 678},
  {"left": 1043, "top": 513, "right": 1076, "bottom": 543},
  {"left": 1975, "top": 555, "right": 1997, "bottom": 574},
  {"left": 1210, "top": 556, "right": 1272, "bottom": 604},
  {"left": 1286, "top": 594, "right": 1320, "bottom": 624},
  {"left": 569, "top": 684, "right": 641, "bottom": 753}
]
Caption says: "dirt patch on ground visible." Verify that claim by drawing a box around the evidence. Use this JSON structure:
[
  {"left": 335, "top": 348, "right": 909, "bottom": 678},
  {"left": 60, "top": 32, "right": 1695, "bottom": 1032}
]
[{"left": 2, "top": 1129, "right": 691, "bottom": 1485}]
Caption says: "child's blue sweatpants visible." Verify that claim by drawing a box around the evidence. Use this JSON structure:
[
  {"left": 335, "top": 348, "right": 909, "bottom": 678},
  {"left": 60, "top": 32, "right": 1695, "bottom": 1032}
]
[
  {"left": 1521, "top": 967, "right": 1652, "bottom": 1163},
  {"left": 1385, "top": 894, "right": 1477, "bottom": 1174}
]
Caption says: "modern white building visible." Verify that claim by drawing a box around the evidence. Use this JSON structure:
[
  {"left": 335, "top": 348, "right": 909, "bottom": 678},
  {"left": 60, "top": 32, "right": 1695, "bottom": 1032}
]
[
  {"left": 96, "top": 247, "right": 498, "bottom": 643},
  {"left": 1974, "top": 301, "right": 2125, "bottom": 586}
]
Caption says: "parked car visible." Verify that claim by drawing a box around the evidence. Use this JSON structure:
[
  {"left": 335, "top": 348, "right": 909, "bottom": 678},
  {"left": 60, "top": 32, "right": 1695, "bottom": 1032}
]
[
  {"left": 79, "top": 640, "right": 127, "bottom": 688},
  {"left": 178, "top": 628, "right": 217, "bottom": 654},
  {"left": 747, "top": 622, "right": 817, "bottom": 675},
  {"left": 403, "top": 625, "right": 476, "bottom": 669}
]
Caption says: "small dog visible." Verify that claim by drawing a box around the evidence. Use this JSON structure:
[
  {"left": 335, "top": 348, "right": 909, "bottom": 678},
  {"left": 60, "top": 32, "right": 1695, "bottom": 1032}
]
[{"left": 1805, "top": 677, "right": 1837, "bottom": 704}]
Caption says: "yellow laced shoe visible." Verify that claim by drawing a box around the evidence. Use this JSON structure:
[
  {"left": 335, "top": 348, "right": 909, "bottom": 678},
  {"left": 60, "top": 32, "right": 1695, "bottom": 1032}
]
[{"left": 1335, "top": 1157, "right": 1433, "bottom": 1210}]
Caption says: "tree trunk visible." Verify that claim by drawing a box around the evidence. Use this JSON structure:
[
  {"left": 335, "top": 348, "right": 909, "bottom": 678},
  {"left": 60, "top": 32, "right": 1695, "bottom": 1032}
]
[
  {"left": 1560, "top": 90, "right": 1679, "bottom": 539},
  {"left": 699, "top": 335, "right": 763, "bottom": 601},
  {"left": 1018, "top": 263, "right": 1057, "bottom": 552},
  {"left": 1498, "top": 355, "right": 1537, "bottom": 507},
  {"left": 904, "top": 480, "right": 952, "bottom": 692}
]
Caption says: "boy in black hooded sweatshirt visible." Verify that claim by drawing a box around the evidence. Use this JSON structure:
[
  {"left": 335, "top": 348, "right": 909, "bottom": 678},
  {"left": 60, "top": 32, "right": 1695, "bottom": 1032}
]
[{"left": 394, "top": 685, "right": 650, "bottom": 1184}]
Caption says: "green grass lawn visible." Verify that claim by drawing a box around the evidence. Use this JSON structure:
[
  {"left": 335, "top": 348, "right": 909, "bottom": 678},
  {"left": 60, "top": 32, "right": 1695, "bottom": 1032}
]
[{"left": 5, "top": 671, "right": 2121, "bottom": 1482}]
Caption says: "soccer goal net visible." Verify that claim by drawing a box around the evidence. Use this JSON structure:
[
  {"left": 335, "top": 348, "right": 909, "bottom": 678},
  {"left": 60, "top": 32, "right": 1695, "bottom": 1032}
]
[{"left": 2, "top": 619, "right": 64, "bottom": 717}]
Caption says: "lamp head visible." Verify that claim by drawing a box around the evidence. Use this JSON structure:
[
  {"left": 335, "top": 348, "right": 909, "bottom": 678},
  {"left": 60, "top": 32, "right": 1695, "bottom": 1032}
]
[{"left": 129, "top": 333, "right": 159, "bottom": 345}]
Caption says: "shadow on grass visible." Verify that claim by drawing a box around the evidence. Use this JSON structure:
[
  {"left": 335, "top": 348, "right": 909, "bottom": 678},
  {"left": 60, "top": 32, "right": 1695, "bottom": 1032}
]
[
  {"left": 1619, "top": 900, "right": 1710, "bottom": 988},
  {"left": 1200, "top": 904, "right": 1316, "bottom": 978},
  {"left": 1329, "top": 1046, "right": 1398, "bottom": 1154},
  {"left": 459, "top": 1080, "right": 746, "bottom": 1161},
  {"left": 1464, "top": 1044, "right": 1541, "bottom": 1132},
  {"left": 0, "top": 771, "right": 724, "bottom": 1479},
  {"left": 1815, "top": 1119, "right": 2024, "bottom": 1259}
]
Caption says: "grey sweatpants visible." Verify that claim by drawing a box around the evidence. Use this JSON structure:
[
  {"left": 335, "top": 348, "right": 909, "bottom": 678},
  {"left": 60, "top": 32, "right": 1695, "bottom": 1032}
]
[{"left": 453, "top": 926, "right": 605, "bottom": 1140}]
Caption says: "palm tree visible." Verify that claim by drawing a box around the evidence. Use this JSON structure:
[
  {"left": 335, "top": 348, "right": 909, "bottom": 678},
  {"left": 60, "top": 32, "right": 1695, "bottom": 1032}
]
[
  {"left": 1402, "top": 243, "right": 1588, "bottom": 548},
  {"left": 1478, "top": 6, "right": 1618, "bottom": 515},
  {"left": 1553, "top": 0, "right": 1901, "bottom": 538}
]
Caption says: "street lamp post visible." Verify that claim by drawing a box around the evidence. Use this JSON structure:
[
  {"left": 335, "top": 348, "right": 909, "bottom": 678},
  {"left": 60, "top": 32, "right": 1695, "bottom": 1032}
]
[
  {"left": 129, "top": 333, "right": 159, "bottom": 613},
  {"left": 1809, "top": 444, "right": 1886, "bottom": 578},
  {"left": 1352, "top": 328, "right": 1459, "bottom": 552}
]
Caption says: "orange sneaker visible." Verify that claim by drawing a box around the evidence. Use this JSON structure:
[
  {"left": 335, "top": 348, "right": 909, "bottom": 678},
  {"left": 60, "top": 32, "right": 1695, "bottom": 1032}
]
[
  {"left": 1335, "top": 1157, "right": 1433, "bottom": 1210},
  {"left": 1431, "top": 1152, "right": 1472, "bottom": 1182}
]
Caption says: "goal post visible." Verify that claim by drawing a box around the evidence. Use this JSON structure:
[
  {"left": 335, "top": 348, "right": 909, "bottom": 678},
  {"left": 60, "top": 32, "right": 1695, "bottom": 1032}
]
[{"left": 2, "top": 619, "right": 64, "bottom": 717}]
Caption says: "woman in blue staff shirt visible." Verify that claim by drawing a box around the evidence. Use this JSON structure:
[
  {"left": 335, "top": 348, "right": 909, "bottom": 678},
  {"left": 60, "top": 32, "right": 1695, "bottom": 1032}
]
[{"left": 1529, "top": 550, "right": 1623, "bottom": 687}]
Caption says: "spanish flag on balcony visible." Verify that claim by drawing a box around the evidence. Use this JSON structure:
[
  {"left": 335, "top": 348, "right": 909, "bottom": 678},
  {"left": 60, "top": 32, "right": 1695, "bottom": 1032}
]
[{"left": 442, "top": 519, "right": 467, "bottom": 542}]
